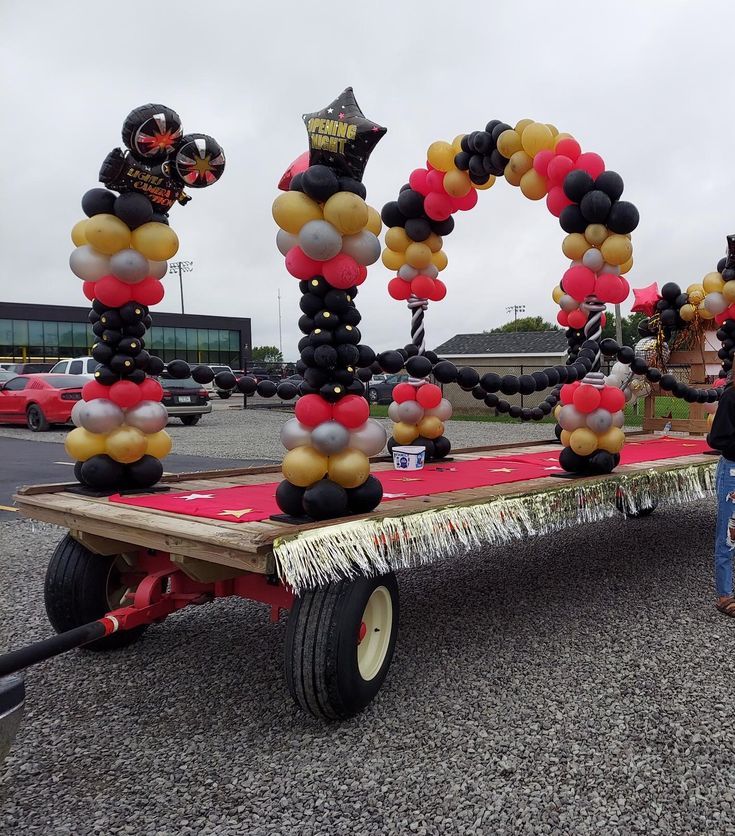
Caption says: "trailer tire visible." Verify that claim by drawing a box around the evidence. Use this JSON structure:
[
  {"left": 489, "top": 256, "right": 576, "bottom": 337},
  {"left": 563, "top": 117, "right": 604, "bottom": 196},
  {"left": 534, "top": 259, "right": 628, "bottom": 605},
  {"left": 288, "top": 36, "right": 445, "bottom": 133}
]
[
  {"left": 44, "top": 534, "right": 147, "bottom": 651},
  {"left": 284, "top": 572, "right": 399, "bottom": 720}
]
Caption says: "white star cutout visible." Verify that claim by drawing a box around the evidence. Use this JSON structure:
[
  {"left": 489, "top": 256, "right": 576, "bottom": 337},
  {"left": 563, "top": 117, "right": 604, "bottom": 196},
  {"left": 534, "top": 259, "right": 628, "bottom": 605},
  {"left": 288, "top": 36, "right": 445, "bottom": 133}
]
[
  {"left": 327, "top": 107, "right": 333, "bottom": 113},
  {"left": 178, "top": 493, "right": 215, "bottom": 501},
  {"left": 543, "top": 466, "right": 563, "bottom": 471}
]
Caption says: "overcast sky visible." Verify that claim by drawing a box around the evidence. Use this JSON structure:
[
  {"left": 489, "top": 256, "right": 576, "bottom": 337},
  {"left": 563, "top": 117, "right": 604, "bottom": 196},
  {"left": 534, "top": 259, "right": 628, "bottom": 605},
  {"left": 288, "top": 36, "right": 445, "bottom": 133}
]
[{"left": 2, "top": 0, "right": 734, "bottom": 359}]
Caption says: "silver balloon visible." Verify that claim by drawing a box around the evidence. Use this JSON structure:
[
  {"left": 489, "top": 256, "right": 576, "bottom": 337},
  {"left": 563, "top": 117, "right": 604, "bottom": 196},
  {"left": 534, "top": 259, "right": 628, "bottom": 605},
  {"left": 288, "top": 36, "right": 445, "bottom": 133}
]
[
  {"left": 582, "top": 247, "right": 604, "bottom": 272},
  {"left": 425, "top": 398, "right": 453, "bottom": 421},
  {"left": 388, "top": 402, "right": 402, "bottom": 422},
  {"left": 611, "top": 361, "right": 630, "bottom": 378},
  {"left": 398, "top": 264, "right": 418, "bottom": 280},
  {"left": 110, "top": 248, "right": 149, "bottom": 284},
  {"left": 340, "top": 231, "right": 381, "bottom": 266},
  {"left": 559, "top": 294, "right": 579, "bottom": 312},
  {"left": 148, "top": 259, "right": 167, "bottom": 279},
  {"left": 311, "top": 420, "right": 350, "bottom": 454},
  {"left": 350, "top": 419, "right": 387, "bottom": 457},
  {"left": 73, "top": 398, "right": 124, "bottom": 434},
  {"left": 600, "top": 263, "right": 621, "bottom": 275},
  {"left": 280, "top": 418, "right": 312, "bottom": 450},
  {"left": 276, "top": 229, "right": 299, "bottom": 257},
  {"left": 704, "top": 292, "right": 728, "bottom": 315},
  {"left": 69, "top": 245, "right": 111, "bottom": 281},
  {"left": 558, "top": 404, "right": 587, "bottom": 431},
  {"left": 397, "top": 400, "right": 424, "bottom": 424},
  {"left": 423, "top": 264, "right": 439, "bottom": 279},
  {"left": 124, "top": 400, "right": 169, "bottom": 433},
  {"left": 298, "top": 220, "right": 342, "bottom": 261},
  {"left": 612, "top": 410, "right": 625, "bottom": 427},
  {"left": 586, "top": 408, "right": 613, "bottom": 433}
]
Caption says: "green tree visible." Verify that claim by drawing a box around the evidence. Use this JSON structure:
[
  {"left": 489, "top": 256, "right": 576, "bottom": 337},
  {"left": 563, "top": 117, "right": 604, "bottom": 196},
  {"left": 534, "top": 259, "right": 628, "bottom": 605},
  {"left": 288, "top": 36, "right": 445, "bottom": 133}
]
[
  {"left": 487, "top": 315, "right": 560, "bottom": 333},
  {"left": 251, "top": 345, "right": 283, "bottom": 363}
]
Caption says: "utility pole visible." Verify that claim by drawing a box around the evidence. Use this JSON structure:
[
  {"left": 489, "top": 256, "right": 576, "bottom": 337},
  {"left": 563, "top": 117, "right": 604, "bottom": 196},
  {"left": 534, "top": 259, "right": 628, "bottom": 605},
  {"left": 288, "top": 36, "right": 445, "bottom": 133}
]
[
  {"left": 168, "top": 260, "right": 194, "bottom": 314},
  {"left": 277, "top": 289, "right": 283, "bottom": 355},
  {"left": 614, "top": 303, "right": 624, "bottom": 346},
  {"left": 505, "top": 304, "right": 525, "bottom": 331}
]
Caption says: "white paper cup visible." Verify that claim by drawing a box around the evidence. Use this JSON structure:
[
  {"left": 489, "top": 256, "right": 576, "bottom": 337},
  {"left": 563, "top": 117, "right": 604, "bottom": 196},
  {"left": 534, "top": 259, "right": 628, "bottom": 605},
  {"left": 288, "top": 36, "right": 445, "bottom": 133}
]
[{"left": 392, "top": 445, "right": 426, "bottom": 471}]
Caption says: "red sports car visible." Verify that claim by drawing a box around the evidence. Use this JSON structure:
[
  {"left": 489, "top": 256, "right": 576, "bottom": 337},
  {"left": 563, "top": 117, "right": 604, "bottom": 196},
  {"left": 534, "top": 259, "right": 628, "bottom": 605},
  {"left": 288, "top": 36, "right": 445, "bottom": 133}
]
[{"left": 0, "top": 374, "right": 87, "bottom": 432}]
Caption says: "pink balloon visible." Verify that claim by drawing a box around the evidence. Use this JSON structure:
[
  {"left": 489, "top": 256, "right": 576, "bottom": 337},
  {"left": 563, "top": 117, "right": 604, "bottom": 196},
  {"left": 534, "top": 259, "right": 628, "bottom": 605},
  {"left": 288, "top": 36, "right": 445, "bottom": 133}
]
[
  {"left": 546, "top": 186, "right": 572, "bottom": 218},
  {"left": 555, "top": 138, "right": 581, "bottom": 161},
  {"left": 409, "top": 168, "right": 430, "bottom": 196},
  {"left": 575, "top": 152, "right": 605, "bottom": 179},
  {"left": 546, "top": 155, "right": 574, "bottom": 186},
  {"left": 595, "top": 273, "right": 629, "bottom": 304},
  {"left": 453, "top": 188, "right": 478, "bottom": 211},
  {"left": 322, "top": 253, "right": 361, "bottom": 289},
  {"left": 285, "top": 247, "right": 322, "bottom": 280},
  {"left": 533, "top": 150, "right": 555, "bottom": 177},
  {"left": 562, "top": 265, "right": 596, "bottom": 302},
  {"left": 424, "top": 192, "right": 453, "bottom": 221},
  {"left": 426, "top": 169, "right": 446, "bottom": 193},
  {"left": 277, "top": 151, "right": 309, "bottom": 191}
]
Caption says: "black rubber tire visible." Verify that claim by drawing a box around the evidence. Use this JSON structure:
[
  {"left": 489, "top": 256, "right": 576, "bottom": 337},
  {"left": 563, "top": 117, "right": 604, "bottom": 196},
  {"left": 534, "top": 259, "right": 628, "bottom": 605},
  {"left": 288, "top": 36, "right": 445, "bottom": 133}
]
[
  {"left": 217, "top": 391, "right": 231, "bottom": 399},
  {"left": 26, "top": 404, "right": 49, "bottom": 432},
  {"left": 367, "top": 388, "right": 379, "bottom": 404},
  {"left": 180, "top": 414, "right": 201, "bottom": 426},
  {"left": 44, "top": 534, "right": 147, "bottom": 651},
  {"left": 284, "top": 572, "right": 399, "bottom": 720}
]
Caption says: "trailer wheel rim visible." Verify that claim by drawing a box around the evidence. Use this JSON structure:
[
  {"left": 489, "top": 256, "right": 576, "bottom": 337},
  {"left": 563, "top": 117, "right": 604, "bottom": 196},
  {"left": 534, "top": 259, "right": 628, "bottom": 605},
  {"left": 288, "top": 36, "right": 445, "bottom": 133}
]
[
  {"left": 357, "top": 586, "right": 393, "bottom": 681},
  {"left": 105, "top": 556, "right": 133, "bottom": 610}
]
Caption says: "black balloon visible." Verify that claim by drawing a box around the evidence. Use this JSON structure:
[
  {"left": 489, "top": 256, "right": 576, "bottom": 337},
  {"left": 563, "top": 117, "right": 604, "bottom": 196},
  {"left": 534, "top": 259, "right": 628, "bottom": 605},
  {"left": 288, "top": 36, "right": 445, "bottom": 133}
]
[
  {"left": 397, "top": 189, "right": 424, "bottom": 218},
  {"left": 237, "top": 375, "right": 258, "bottom": 395},
  {"left": 301, "top": 165, "right": 340, "bottom": 202},
  {"left": 191, "top": 365, "right": 215, "bottom": 384},
  {"left": 563, "top": 170, "right": 595, "bottom": 202},
  {"left": 378, "top": 350, "right": 404, "bottom": 373},
  {"left": 606, "top": 201, "right": 639, "bottom": 234},
  {"left": 82, "top": 188, "right": 117, "bottom": 218},
  {"left": 80, "top": 455, "right": 125, "bottom": 491},
  {"left": 275, "top": 480, "right": 306, "bottom": 517},
  {"left": 99, "top": 148, "right": 184, "bottom": 211},
  {"left": 433, "top": 361, "right": 458, "bottom": 383},
  {"left": 114, "top": 192, "right": 154, "bottom": 229},
  {"left": 433, "top": 436, "right": 451, "bottom": 459},
  {"left": 405, "top": 355, "right": 432, "bottom": 378},
  {"left": 381, "top": 201, "right": 405, "bottom": 228},
  {"left": 405, "top": 218, "right": 431, "bottom": 242},
  {"left": 346, "top": 475, "right": 383, "bottom": 513},
  {"left": 167, "top": 359, "right": 190, "bottom": 379},
  {"left": 126, "top": 455, "right": 164, "bottom": 488},
  {"left": 559, "top": 204, "right": 588, "bottom": 234},
  {"left": 579, "top": 190, "right": 612, "bottom": 223},
  {"left": 456, "top": 367, "right": 480, "bottom": 390},
  {"left": 338, "top": 177, "right": 367, "bottom": 198}
]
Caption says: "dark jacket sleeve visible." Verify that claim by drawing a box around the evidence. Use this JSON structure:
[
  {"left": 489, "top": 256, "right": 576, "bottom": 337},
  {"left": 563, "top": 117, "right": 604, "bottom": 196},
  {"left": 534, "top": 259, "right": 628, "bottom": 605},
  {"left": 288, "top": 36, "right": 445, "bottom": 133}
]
[{"left": 707, "top": 386, "right": 735, "bottom": 458}]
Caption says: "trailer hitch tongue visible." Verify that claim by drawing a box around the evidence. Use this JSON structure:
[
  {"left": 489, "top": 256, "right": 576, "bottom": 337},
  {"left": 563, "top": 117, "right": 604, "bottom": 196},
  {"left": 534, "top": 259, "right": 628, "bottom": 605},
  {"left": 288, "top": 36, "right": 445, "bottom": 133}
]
[{"left": 0, "top": 674, "right": 25, "bottom": 765}]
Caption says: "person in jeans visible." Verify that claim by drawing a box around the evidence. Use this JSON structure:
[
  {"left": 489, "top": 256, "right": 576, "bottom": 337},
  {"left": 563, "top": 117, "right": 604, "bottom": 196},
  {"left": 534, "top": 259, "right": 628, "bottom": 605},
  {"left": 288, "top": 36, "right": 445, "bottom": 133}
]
[{"left": 707, "top": 372, "right": 735, "bottom": 616}]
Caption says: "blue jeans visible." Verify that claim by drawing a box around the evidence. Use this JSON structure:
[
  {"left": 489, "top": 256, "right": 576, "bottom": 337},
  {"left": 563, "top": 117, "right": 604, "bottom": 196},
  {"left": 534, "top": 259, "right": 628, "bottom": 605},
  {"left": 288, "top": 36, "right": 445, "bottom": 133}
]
[{"left": 715, "top": 457, "right": 735, "bottom": 597}]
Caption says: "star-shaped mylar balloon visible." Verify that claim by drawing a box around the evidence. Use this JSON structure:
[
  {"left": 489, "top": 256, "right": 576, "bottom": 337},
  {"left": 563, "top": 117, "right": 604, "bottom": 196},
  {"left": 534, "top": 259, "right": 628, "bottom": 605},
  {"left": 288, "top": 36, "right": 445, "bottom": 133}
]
[
  {"left": 630, "top": 282, "right": 661, "bottom": 316},
  {"left": 302, "top": 87, "right": 386, "bottom": 182}
]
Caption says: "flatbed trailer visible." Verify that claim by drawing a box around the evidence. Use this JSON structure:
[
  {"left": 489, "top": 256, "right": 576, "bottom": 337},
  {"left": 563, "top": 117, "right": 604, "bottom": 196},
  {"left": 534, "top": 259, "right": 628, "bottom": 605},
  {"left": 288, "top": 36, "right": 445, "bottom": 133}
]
[{"left": 0, "top": 436, "right": 717, "bottom": 725}]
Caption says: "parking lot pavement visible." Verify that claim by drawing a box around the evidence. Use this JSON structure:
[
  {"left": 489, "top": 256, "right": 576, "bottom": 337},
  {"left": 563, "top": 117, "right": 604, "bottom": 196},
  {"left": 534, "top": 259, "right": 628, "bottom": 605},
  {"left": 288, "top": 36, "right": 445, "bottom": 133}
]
[{"left": 2, "top": 502, "right": 735, "bottom": 834}]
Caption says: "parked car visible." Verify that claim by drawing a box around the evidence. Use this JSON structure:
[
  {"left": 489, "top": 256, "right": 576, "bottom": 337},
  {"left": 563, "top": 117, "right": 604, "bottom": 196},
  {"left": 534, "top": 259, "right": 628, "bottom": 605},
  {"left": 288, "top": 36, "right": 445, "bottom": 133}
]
[
  {"left": 366, "top": 373, "right": 410, "bottom": 405},
  {"left": 0, "top": 374, "right": 86, "bottom": 431},
  {"left": 248, "top": 367, "right": 282, "bottom": 384},
  {"left": 48, "top": 357, "right": 98, "bottom": 378},
  {"left": 159, "top": 376, "right": 212, "bottom": 425},
  {"left": 0, "top": 370, "right": 17, "bottom": 384},
  {"left": 0, "top": 362, "right": 54, "bottom": 375}
]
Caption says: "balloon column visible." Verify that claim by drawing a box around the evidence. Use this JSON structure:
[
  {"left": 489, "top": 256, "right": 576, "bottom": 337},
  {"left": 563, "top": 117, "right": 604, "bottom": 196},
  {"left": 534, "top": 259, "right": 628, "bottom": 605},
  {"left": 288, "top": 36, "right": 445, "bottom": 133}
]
[
  {"left": 381, "top": 119, "right": 638, "bottom": 474},
  {"left": 272, "top": 89, "right": 388, "bottom": 521},
  {"left": 65, "top": 104, "right": 225, "bottom": 491}
]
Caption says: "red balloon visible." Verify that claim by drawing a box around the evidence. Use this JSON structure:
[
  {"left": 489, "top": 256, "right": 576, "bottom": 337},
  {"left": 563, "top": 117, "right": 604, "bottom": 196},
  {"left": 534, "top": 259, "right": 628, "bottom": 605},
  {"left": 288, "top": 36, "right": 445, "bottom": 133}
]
[
  {"left": 573, "top": 384, "right": 601, "bottom": 414},
  {"left": 322, "top": 253, "right": 361, "bottom": 289},
  {"left": 554, "top": 138, "right": 581, "bottom": 161},
  {"left": 575, "top": 152, "right": 605, "bottom": 179},
  {"left": 595, "top": 273, "right": 630, "bottom": 305},
  {"left": 424, "top": 192, "right": 453, "bottom": 221},
  {"left": 426, "top": 169, "right": 446, "bottom": 193},
  {"left": 139, "top": 378, "right": 163, "bottom": 402},
  {"left": 388, "top": 277, "right": 412, "bottom": 300},
  {"left": 533, "top": 150, "right": 555, "bottom": 177},
  {"left": 332, "top": 394, "right": 369, "bottom": 429},
  {"left": 453, "top": 188, "right": 478, "bottom": 211},
  {"left": 600, "top": 386, "right": 625, "bottom": 412},
  {"left": 546, "top": 186, "right": 572, "bottom": 217},
  {"left": 411, "top": 275, "right": 436, "bottom": 298},
  {"left": 295, "top": 394, "right": 333, "bottom": 427},
  {"left": 600, "top": 313, "right": 607, "bottom": 328},
  {"left": 82, "top": 380, "right": 109, "bottom": 402},
  {"left": 429, "top": 278, "right": 447, "bottom": 301},
  {"left": 409, "top": 168, "right": 430, "bottom": 196},
  {"left": 392, "top": 382, "right": 416, "bottom": 403},
  {"left": 109, "top": 379, "right": 143, "bottom": 409},
  {"left": 132, "top": 277, "right": 164, "bottom": 306},
  {"left": 95, "top": 275, "right": 133, "bottom": 308},
  {"left": 277, "top": 151, "right": 309, "bottom": 191},
  {"left": 82, "top": 281, "right": 96, "bottom": 301},
  {"left": 355, "top": 264, "right": 368, "bottom": 285},
  {"left": 546, "top": 154, "right": 574, "bottom": 186},
  {"left": 567, "top": 309, "right": 588, "bottom": 329},
  {"left": 285, "top": 247, "right": 322, "bottom": 280},
  {"left": 557, "top": 310, "right": 570, "bottom": 327},
  {"left": 562, "top": 265, "right": 596, "bottom": 302},
  {"left": 416, "top": 383, "right": 442, "bottom": 409},
  {"left": 560, "top": 382, "right": 580, "bottom": 405}
]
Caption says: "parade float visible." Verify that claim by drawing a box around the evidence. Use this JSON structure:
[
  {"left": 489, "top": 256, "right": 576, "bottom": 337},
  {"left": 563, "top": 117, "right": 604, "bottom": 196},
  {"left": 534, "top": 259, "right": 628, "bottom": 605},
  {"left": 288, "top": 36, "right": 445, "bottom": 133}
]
[{"left": 1, "top": 97, "right": 730, "bottom": 745}]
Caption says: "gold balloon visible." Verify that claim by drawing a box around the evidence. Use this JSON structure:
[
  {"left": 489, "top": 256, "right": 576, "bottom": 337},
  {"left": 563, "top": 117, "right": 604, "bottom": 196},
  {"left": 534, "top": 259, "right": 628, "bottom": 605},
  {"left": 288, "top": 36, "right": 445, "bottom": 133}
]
[
  {"left": 71, "top": 219, "right": 88, "bottom": 246},
  {"left": 585, "top": 224, "right": 608, "bottom": 246},
  {"left": 405, "top": 242, "right": 432, "bottom": 269},
  {"left": 64, "top": 427, "right": 108, "bottom": 462},
  {"left": 546, "top": 124, "right": 559, "bottom": 137},
  {"left": 131, "top": 222, "right": 179, "bottom": 261},
  {"left": 84, "top": 214, "right": 131, "bottom": 255},
  {"left": 418, "top": 416, "right": 444, "bottom": 439},
  {"left": 385, "top": 226, "right": 412, "bottom": 252},
  {"left": 619, "top": 257, "right": 634, "bottom": 275},
  {"left": 562, "top": 233, "right": 590, "bottom": 260},
  {"left": 324, "top": 192, "right": 368, "bottom": 235},
  {"left": 426, "top": 140, "right": 456, "bottom": 172},
  {"left": 393, "top": 422, "right": 419, "bottom": 444},
  {"left": 328, "top": 449, "right": 370, "bottom": 489},
  {"left": 521, "top": 122, "right": 554, "bottom": 157},
  {"left": 723, "top": 280, "right": 735, "bottom": 303},
  {"left": 570, "top": 428, "right": 598, "bottom": 456},
  {"left": 508, "top": 150, "right": 533, "bottom": 177},
  {"left": 520, "top": 170, "right": 547, "bottom": 200},
  {"left": 365, "top": 206, "right": 382, "bottom": 236},
  {"left": 271, "top": 191, "right": 323, "bottom": 234},
  {"left": 452, "top": 134, "right": 466, "bottom": 152},
  {"left": 443, "top": 169, "right": 472, "bottom": 197},
  {"left": 381, "top": 248, "right": 406, "bottom": 271},
  {"left": 106, "top": 426, "right": 147, "bottom": 464},
  {"left": 515, "top": 118, "right": 534, "bottom": 134},
  {"left": 145, "top": 430, "right": 172, "bottom": 459},
  {"left": 496, "top": 129, "right": 522, "bottom": 158},
  {"left": 679, "top": 303, "right": 696, "bottom": 322},
  {"left": 475, "top": 174, "right": 496, "bottom": 191},
  {"left": 688, "top": 286, "right": 705, "bottom": 305},
  {"left": 552, "top": 285, "right": 565, "bottom": 304},
  {"left": 600, "top": 234, "right": 633, "bottom": 266},
  {"left": 431, "top": 250, "right": 448, "bottom": 271},
  {"left": 554, "top": 404, "right": 563, "bottom": 420},
  {"left": 703, "top": 271, "right": 725, "bottom": 293},
  {"left": 282, "top": 446, "right": 328, "bottom": 487},
  {"left": 425, "top": 233, "right": 443, "bottom": 253},
  {"left": 560, "top": 429, "right": 572, "bottom": 447},
  {"left": 597, "top": 427, "right": 625, "bottom": 454},
  {"left": 504, "top": 161, "right": 522, "bottom": 187},
  {"left": 699, "top": 305, "right": 715, "bottom": 320}
]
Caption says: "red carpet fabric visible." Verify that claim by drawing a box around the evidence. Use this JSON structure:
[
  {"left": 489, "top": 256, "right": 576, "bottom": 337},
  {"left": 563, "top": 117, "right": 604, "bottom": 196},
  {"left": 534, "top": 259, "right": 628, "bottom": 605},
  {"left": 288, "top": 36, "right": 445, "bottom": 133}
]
[{"left": 109, "top": 437, "right": 712, "bottom": 523}]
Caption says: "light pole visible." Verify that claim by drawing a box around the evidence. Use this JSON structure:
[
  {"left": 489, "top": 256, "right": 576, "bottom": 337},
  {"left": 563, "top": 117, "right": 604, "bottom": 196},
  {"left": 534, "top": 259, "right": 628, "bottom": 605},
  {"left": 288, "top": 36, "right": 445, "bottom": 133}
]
[
  {"left": 168, "top": 260, "right": 194, "bottom": 314},
  {"left": 506, "top": 304, "right": 525, "bottom": 330}
]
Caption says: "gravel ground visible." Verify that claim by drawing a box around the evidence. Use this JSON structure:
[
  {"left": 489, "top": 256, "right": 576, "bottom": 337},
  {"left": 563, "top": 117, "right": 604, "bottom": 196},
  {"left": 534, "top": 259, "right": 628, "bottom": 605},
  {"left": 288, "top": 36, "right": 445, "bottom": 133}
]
[{"left": 2, "top": 503, "right": 735, "bottom": 835}]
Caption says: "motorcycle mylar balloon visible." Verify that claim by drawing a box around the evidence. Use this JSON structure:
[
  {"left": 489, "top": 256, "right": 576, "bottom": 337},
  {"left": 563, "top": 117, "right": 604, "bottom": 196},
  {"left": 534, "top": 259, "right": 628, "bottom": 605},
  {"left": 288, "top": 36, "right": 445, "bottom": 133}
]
[
  {"left": 122, "top": 103, "right": 183, "bottom": 163},
  {"left": 173, "top": 134, "right": 226, "bottom": 188}
]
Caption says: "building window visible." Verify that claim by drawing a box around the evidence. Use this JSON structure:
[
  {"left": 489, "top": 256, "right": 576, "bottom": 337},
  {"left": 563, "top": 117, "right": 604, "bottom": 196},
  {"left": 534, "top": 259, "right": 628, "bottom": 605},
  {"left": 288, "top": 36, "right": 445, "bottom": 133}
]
[{"left": 27, "top": 321, "right": 42, "bottom": 358}]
